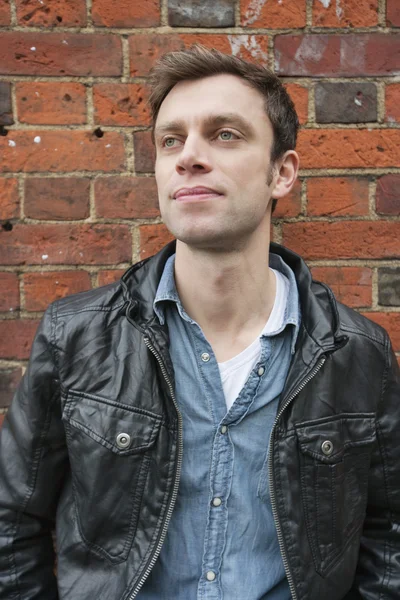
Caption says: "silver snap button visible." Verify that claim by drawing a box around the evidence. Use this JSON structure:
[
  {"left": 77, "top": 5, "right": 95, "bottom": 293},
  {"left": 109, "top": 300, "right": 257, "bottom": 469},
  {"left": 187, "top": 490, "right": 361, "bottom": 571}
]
[
  {"left": 206, "top": 570, "right": 216, "bottom": 581},
  {"left": 321, "top": 440, "right": 333, "bottom": 456},
  {"left": 212, "top": 497, "right": 222, "bottom": 507},
  {"left": 201, "top": 352, "right": 210, "bottom": 362},
  {"left": 116, "top": 433, "right": 131, "bottom": 449},
  {"left": 220, "top": 425, "right": 228, "bottom": 434},
  {"left": 257, "top": 366, "right": 265, "bottom": 376}
]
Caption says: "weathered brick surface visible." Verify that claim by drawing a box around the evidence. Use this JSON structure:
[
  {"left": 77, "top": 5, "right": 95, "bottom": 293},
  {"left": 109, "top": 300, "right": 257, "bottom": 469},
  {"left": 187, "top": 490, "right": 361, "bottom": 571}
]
[
  {"left": 0, "top": 224, "right": 132, "bottom": 265},
  {"left": 283, "top": 222, "right": 400, "bottom": 260},
  {"left": 0, "top": 83, "right": 13, "bottom": 127},
  {"left": 387, "top": 0, "right": 400, "bottom": 27},
  {"left": 0, "top": 319, "right": 39, "bottom": 359},
  {"left": 0, "top": 368, "right": 22, "bottom": 408},
  {"left": 0, "top": 131, "right": 125, "bottom": 173},
  {"left": 16, "top": 82, "right": 86, "bottom": 125},
  {"left": 315, "top": 83, "right": 377, "bottom": 124},
  {"left": 307, "top": 177, "right": 369, "bottom": 217},
  {"left": 284, "top": 83, "right": 308, "bottom": 125},
  {"left": 24, "top": 271, "right": 91, "bottom": 311},
  {"left": 134, "top": 131, "right": 156, "bottom": 173},
  {"left": 312, "top": 0, "right": 378, "bottom": 27},
  {"left": 0, "top": 33, "right": 122, "bottom": 77},
  {"left": 92, "top": 0, "right": 160, "bottom": 27},
  {"left": 93, "top": 84, "right": 150, "bottom": 127},
  {"left": 273, "top": 179, "right": 301, "bottom": 218},
  {"left": 297, "top": 129, "right": 400, "bottom": 169},
  {"left": 0, "top": 0, "right": 10, "bottom": 25},
  {"left": 0, "top": 272, "right": 19, "bottom": 311},
  {"left": 95, "top": 177, "right": 159, "bottom": 219},
  {"left": 378, "top": 268, "right": 400, "bottom": 307},
  {"left": 129, "top": 34, "right": 269, "bottom": 77},
  {"left": 16, "top": 0, "right": 87, "bottom": 27},
  {"left": 311, "top": 266, "right": 372, "bottom": 308},
  {"left": 0, "top": 178, "right": 19, "bottom": 220},
  {"left": 275, "top": 34, "right": 400, "bottom": 77},
  {"left": 169, "top": 0, "right": 235, "bottom": 27},
  {"left": 97, "top": 269, "right": 125, "bottom": 286},
  {"left": 376, "top": 175, "right": 400, "bottom": 216},
  {"left": 24, "top": 178, "right": 90, "bottom": 220},
  {"left": 362, "top": 312, "right": 400, "bottom": 351},
  {"left": 240, "top": 0, "right": 306, "bottom": 28},
  {"left": 385, "top": 84, "right": 400, "bottom": 123},
  {"left": 140, "top": 224, "right": 175, "bottom": 259}
]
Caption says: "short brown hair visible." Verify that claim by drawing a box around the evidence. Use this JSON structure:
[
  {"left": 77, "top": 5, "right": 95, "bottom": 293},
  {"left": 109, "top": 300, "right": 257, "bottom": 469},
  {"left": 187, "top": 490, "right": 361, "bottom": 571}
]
[{"left": 148, "top": 45, "right": 299, "bottom": 163}]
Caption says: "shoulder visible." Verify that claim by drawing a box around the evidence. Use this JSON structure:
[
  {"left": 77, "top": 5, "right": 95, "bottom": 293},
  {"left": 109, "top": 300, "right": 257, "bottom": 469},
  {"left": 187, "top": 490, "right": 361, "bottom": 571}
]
[{"left": 336, "top": 300, "right": 388, "bottom": 348}]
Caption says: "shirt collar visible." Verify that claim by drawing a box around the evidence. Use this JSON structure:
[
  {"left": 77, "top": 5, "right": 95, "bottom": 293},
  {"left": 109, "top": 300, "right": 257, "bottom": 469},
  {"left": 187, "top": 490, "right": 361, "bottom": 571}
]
[{"left": 154, "top": 252, "right": 301, "bottom": 354}]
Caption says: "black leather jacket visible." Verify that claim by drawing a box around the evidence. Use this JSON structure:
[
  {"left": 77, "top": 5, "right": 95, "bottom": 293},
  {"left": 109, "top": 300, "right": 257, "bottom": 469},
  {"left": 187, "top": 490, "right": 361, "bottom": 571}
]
[{"left": 0, "top": 242, "right": 399, "bottom": 600}]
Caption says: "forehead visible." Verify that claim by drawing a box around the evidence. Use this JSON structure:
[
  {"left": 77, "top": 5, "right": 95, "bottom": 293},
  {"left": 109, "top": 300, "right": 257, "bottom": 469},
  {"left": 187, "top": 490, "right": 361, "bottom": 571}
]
[{"left": 155, "top": 73, "right": 270, "bottom": 130}]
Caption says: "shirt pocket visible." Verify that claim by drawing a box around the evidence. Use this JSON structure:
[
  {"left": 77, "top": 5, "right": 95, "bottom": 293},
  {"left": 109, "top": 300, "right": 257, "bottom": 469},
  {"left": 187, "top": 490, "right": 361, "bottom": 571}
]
[
  {"left": 62, "top": 390, "right": 163, "bottom": 563},
  {"left": 295, "top": 413, "right": 376, "bottom": 577}
]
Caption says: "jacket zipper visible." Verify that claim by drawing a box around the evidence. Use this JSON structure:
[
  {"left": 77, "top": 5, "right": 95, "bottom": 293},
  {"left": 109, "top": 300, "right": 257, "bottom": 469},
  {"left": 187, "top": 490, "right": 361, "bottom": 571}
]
[
  {"left": 268, "top": 355, "right": 326, "bottom": 600},
  {"left": 128, "top": 336, "right": 183, "bottom": 600}
]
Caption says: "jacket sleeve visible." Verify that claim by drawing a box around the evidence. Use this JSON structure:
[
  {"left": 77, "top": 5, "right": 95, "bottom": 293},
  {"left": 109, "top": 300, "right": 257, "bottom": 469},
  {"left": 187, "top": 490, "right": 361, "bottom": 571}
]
[
  {"left": 0, "top": 303, "right": 67, "bottom": 600},
  {"left": 345, "top": 337, "right": 400, "bottom": 599}
]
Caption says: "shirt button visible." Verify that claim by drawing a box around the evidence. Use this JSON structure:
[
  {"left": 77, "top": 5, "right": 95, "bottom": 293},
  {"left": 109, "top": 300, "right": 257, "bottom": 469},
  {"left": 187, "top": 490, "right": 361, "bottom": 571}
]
[
  {"left": 321, "top": 440, "right": 334, "bottom": 456},
  {"left": 212, "top": 497, "right": 222, "bottom": 507},
  {"left": 116, "top": 433, "right": 131, "bottom": 449},
  {"left": 258, "top": 366, "right": 265, "bottom": 376},
  {"left": 206, "top": 570, "right": 216, "bottom": 582},
  {"left": 220, "top": 425, "right": 228, "bottom": 434},
  {"left": 201, "top": 352, "right": 210, "bottom": 362}
]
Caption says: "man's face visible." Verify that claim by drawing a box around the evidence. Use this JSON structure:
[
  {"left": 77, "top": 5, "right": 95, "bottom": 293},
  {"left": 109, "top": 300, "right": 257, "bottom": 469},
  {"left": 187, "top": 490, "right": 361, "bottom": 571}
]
[{"left": 154, "top": 74, "right": 277, "bottom": 251}]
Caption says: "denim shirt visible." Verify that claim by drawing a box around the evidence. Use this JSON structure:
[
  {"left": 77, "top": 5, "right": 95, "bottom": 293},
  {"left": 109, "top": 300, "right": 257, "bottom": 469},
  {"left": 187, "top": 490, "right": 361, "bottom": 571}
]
[{"left": 138, "top": 253, "right": 301, "bottom": 600}]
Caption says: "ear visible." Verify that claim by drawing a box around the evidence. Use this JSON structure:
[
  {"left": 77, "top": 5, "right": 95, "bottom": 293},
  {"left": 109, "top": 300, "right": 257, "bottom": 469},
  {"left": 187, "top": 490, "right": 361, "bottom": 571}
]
[{"left": 270, "top": 150, "right": 300, "bottom": 199}]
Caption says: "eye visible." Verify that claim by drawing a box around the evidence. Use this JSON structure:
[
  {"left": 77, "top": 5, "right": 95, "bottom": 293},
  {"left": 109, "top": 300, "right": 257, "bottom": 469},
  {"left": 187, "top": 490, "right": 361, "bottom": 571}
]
[
  {"left": 218, "top": 130, "right": 237, "bottom": 141},
  {"left": 164, "top": 137, "right": 177, "bottom": 148}
]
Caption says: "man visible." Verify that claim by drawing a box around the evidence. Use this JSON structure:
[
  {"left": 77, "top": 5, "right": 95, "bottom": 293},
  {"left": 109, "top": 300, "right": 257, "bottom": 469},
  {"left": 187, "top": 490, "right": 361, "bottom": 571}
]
[{"left": 0, "top": 46, "right": 399, "bottom": 600}]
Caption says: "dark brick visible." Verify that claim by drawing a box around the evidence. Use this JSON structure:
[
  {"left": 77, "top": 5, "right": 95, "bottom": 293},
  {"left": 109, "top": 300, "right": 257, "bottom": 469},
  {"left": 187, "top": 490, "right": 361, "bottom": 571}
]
[
  {"left": 315, "top": 83, "right": 377, "bottom": 124},
  {"left": 387, "top": 0, "right": 400, "bottom": 27},
  {"left": 376, "top": 175, "right": 400, "bottom": 215},
  {"left": 0, "top": 368, "right": 23, "bottom": 407},
  {"left": 168, "top": 0, "right": 235, "bottom": 27},
  {"left": 379, "top": 268, "right": 400, "bottom": 306},
  {"left": 0, "top": 82, "right": 13, "bottom": 127},
  {"left": 134, "top": 131, "right": 155, "bottom": 173},
  {"left": 25, "top": 177, "right": 90, "bottom": 220}
]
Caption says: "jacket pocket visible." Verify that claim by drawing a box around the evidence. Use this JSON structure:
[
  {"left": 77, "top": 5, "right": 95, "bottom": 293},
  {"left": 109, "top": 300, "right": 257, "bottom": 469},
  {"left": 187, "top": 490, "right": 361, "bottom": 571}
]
[
  {"left": 62, "top": 390, "right": 163, "bottom": 563},
  {"left": 295, "top": 413, "right": 376, "bottom": 577}
]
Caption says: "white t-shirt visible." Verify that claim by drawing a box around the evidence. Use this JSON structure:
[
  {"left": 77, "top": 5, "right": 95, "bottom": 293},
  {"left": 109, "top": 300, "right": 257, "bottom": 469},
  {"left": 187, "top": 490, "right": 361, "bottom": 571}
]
[{"left": 218, "top": 269, "right": 289, "bottom": 411}]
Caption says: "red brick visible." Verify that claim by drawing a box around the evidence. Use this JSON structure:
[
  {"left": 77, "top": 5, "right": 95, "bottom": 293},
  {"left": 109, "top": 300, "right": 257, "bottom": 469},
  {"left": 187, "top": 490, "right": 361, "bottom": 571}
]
[
  {"left": 24, "top": 271, "right": 91, "bottom": 311},
  {"left": 284, "top": 83, "right": 308, "bottom": 125},
  {"left": 297, "top": 129, "right": 400, "bottom": 169},
  {"left": 241, "top": 0, "right": 306, "bottom": 27},
  {"left": 0, "top": 33, "right": 121, "bottom": 77},
  {"left": 283, "top": 221, "right": 400, "bottom": 260},
  {"left": 0, "top": 368, "right": 23, "bottom": 407},
  {"left": 0, "top": 178, "right": 19, "bottom": 220},
  {"left": 275, "top": 34, "right": 400, "bottom": 77},
  {"left": 16, "top": 0, "right": 86, "bottom": 27},
  {"left": 95, "top": 177, "right": 159, "bottom": 219},
  {"left": 98, "top": 269, "right": 125, "bottom": 286},
  {"left": 0, "top": 319, "right": 39, "bottom": 359},
  {"left": 312, "top": 0, "right": 378, "bottom": 27},
  {"left": 140, "top": 224, "right": 174, "bottom": 259},
  {"left": 24, "top": 178, "right": 90, "bottom": 220},
  {"left": 0, "top": 131, "right": 125, "bottom": 173},
  {"left": 387, "top": 0, "right": 400, "bottom": 27},
  {"left": 129, "top": 34, "right": 269, "bottom": 77},
  {"left": 16, "top": 82, "right": 86, "bottom": 126},
  {"left": 134, "top": 131, "right": 156, "bottom": 173},
  {"left": 92, "top": 0, "right": 160, "bottom": 27},
  {"left": 272, "top": 178, "right": 301, "bottom": 218},
  {"left": 0, "top": 0, "right": 10, "bottom": 25},
  {"left": 0, "top": 272, "right": 19, "bottom": 311},
  {"left": 376, "top": 175, "right": 400, "bottom": 216},
  {"left": 385, "top": 83, "right": 400, "bottom": 123},
  {"left": 93, "top": 84, "right": 150, "bottom": 127},
  {"left": 311, "top": 266, "right": 372, "bottom": 308},
  {"left": 307, "top": 177, "right": 369, "bottom": 217},
  {"left": 0, "top": 224, "right": 131, "bottom": 266},
  {"left": 361, "top": 312, "right": 400, "bottom": 351}
]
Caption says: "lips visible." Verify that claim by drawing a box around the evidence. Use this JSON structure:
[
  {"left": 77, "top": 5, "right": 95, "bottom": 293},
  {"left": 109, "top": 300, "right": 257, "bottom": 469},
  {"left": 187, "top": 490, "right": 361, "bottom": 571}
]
[{"left": 173, "top": 186, "right": 222, "bottom": 200}]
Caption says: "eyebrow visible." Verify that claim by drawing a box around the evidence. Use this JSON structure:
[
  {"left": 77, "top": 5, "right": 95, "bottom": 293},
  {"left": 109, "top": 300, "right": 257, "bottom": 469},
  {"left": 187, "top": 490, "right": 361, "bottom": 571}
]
[{"left": 154, "top": 112, "right": 255, "bottom": 139}]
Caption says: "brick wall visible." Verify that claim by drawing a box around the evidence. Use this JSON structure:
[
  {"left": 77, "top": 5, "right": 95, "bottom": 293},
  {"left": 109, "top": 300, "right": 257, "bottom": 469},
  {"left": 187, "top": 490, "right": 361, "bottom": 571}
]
[{"left": 0, "top": 0, "right": 399, "bottom": 408}]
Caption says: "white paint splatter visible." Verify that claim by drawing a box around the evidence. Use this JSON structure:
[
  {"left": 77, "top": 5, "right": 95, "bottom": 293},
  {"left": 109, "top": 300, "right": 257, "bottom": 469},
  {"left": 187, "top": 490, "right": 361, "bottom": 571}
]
[
  {"left": 55, "top": 281, "right": 59, "bottom": 284},
  {"left": 105, "top": 144, "right": 111, "bottom": 148},
  {"left": 9, "top": 308, "right": 13, "bottom": 312},
  {"left": 318, "top": 0, "right": 331, "bottom": 8},
  {"left": 34, "top": 136, "right": 41, "bottom": 144},
  {"left": 354, "top": 97, "right": 362, "bottom": 106},
  {"left": 242, "top": 0, "right": 267, "bottom": 26},
  {"left": 336, "top": 0, "right": 343, "bottom": 19},
  {"left": 30, "top": 46, "right": 36, "bottom": 51},
  {"left": 35, "top": 91, "right": 40, "bottom": 97},
  {"left": 42, "top": 254, "right": 48, "bottom": 260},
  {"left": 228, "top": 35, "right": 268, "bottom": 64},
  {"left": 8, "top": 140, "right": 16, "bottom": 147},
  {"left": 79, "top": 252, "right": 83, "bottom": 257},
  {"left": 289, "top": 37, "right": 330, "bottom": 75},
  {"left": 62, "top": 40, "right": 68, "bottom": 45}
]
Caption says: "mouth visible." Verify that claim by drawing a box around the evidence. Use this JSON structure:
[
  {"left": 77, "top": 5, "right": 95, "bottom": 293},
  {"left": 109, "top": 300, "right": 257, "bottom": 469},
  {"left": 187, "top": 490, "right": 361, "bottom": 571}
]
[{"left": 173, "top": 186, "right": 223, "bottom": 203}]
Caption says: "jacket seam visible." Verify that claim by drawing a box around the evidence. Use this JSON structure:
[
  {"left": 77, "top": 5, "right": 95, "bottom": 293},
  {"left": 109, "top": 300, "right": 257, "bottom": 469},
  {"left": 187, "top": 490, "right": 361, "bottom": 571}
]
[
  {"left": 58, "top": 301, "right": 126, "bottom": 318},
  {"left": 340, "top": 324, "right": 385, "bottom": 346}
]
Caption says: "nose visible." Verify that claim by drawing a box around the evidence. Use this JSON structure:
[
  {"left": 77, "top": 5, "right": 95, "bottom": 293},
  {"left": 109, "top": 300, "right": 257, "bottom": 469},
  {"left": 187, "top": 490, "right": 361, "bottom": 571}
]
[{"left": 175, "top": 135, "right": 212, "bottom": 175}]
